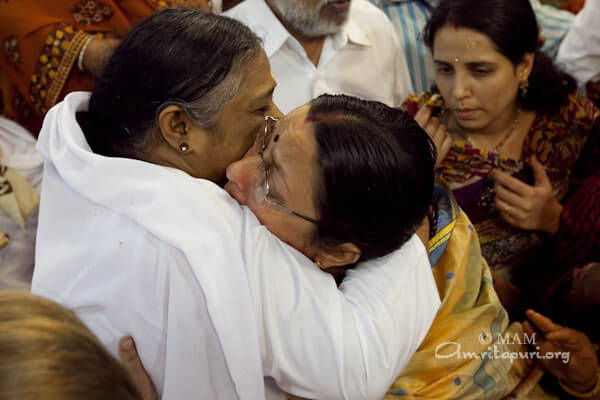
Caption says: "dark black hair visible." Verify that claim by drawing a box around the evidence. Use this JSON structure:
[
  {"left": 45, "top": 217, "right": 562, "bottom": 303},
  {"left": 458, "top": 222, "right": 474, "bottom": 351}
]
[
  {"left": 308, "top": 94, "right": 436, "bottom": 262},
  {"left": 77, "top": 8, "right": 261, "bottom": 158},
  {"left": 423, "top": 0, "right": 576, "bottom": 114}
]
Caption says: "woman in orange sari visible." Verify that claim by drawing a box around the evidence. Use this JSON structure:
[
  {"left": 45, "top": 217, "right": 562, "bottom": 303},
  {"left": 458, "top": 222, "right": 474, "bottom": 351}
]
[{"left": 0, "top": 0, "right": 210, "bottom": 135}]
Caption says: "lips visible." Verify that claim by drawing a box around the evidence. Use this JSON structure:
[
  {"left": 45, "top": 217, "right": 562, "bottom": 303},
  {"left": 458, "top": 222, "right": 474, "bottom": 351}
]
[
  {"left": 326, "top": 0, "right": 350, "bottom": 12},
  {"left": 455, "top": 108, "right": 478, "bottom": 120}
]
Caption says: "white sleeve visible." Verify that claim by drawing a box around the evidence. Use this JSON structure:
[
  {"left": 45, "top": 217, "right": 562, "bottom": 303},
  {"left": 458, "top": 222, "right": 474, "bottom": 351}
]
[
  {"left": 242, "top": 212, "right": 440, "bottom": 400},
  {"left": 556, "top": 0, "right": 600, "bottom": 88}
]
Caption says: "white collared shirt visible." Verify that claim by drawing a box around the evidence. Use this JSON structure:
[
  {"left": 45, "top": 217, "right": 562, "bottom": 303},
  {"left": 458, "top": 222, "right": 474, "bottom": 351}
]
[
  {"left": 32, "top": 92, "right": 440, "bottom": 400},
  {"left": 226, "top": 0, "right": 412, "bottom": 113}
]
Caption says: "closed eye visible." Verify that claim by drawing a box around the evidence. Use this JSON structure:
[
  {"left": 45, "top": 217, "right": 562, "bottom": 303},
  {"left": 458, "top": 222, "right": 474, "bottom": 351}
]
[
  {"left": 254, "top": 105, "right": 270, "bottom": 115},
  {"left": 472, "top": 68, "right": 490, "bottom": 76}
]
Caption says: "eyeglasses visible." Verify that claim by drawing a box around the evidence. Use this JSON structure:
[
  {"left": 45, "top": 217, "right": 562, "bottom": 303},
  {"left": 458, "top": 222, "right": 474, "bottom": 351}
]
[{"left": 255, "top": 115, "right": 319, "bottom": 224}]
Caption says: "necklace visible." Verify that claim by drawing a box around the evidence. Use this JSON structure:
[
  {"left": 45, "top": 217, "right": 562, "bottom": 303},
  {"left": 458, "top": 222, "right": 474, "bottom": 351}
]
[{"left": 461, "top": 108, "right": 521, "bottom": 153}]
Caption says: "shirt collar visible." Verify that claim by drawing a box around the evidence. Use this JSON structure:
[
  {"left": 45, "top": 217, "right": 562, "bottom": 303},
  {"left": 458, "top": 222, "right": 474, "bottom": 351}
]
[
  {"left": 339, "top": 9, "right": 371, "bottom": 47},
  {"left": 235, "top": 0, "right": 370, "bottom": 56},
  {"left": 234, "top": 0, "right": 292, "bottom": 57}
]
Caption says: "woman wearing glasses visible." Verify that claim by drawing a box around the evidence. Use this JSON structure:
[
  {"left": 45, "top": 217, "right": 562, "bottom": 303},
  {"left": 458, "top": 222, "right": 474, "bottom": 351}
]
[
  {"left": 32, "top": 8, "right": 440, "bottom": 400},
  {"left": 225, "top": 99, "right": 434, "bottom": 273}
]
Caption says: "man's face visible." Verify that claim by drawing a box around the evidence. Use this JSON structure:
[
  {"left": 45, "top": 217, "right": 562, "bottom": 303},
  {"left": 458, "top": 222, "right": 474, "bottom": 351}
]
[{"left": 268, "top": 0, "right": 351, "bottom": 37}]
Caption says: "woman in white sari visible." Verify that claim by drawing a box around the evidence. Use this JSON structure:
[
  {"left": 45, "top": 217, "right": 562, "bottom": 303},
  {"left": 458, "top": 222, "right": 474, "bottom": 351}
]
[{"left": 32, "top": 9, "right": 440, "bottom": 400}]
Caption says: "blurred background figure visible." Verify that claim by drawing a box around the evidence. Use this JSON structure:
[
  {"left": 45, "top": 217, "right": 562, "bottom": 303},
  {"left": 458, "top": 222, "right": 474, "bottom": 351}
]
[
  {"left": 0, "top": 0, "right": 212, "bottom": 136},
  {"left": 0, "top": 117, "right": 41, "bottom": 290},
  {"left": 0, "top": 291, "right": 142, "bottom": 400},
  {"left": 557, "top": 0, "right": 600, "bottom": 106}
]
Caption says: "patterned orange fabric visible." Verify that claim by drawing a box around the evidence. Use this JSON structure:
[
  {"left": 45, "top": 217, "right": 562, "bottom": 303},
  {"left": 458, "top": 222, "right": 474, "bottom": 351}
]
[{"left": 0, "top": 0, "right": 166, "bottom": 135}]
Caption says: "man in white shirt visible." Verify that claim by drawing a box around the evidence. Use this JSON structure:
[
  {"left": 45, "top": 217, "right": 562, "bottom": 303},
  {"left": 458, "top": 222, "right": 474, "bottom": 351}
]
[{"left": 225, "top": 0, "right": 412, "bottom": 113}]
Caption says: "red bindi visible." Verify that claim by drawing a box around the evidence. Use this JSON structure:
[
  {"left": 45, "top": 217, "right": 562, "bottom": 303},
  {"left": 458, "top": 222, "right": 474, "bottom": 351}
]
[{"left": 273, "top": 134, "right": 280, "bottom": 143}]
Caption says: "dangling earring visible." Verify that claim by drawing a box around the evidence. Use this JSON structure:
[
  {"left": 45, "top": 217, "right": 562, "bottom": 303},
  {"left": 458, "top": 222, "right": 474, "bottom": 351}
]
[
  {"left": 179, "top": 143, "right": 189, "bottom": 153},
  {"left": 315, "top": 260, "right": 323, "bottom": 268},
  {"left": 519, "top": 79, "right": 529, "bottom": 99}
]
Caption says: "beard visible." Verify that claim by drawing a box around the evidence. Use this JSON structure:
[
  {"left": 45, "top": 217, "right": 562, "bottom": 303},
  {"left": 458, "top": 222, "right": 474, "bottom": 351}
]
[{"left": 268, "top": 0, "right": 351, "bottom": 37}]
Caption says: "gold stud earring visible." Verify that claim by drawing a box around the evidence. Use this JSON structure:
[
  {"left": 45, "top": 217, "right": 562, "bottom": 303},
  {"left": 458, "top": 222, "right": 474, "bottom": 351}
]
[{"left": 315, "top": 260, "right": 323, "bottom": 268}]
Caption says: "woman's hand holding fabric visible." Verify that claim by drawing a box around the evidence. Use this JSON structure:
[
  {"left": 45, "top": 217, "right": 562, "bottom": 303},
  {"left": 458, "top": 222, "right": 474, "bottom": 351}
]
[
  {"left": 414, "top": 106, "right": 452, "bottom": 168},
  {"left": 118, "top": 336, "right": 158, "bottom": 400},
  {"left": 523, "top": 310, "right": 599, "bottom": 395},
  {"left": 493, "top": 156, "right": 563, "bottom": 233}
]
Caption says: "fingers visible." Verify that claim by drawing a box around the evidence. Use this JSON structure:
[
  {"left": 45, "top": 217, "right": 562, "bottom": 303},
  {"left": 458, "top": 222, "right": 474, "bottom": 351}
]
[
  {"left": 413, "top": 105, "right": 452, "bottom": 167},
  {"left": 544, "top": 329, "right": 578, "bottom": 347},
  {"left": 415, "top": 107, "right": 443, "bottom": 134},
  {"left": 528, "top": 156, "right": 551, "bottom": 188},
  {"left": 523, "top": 320, "right": 537, "bottom": 338},
  {"left": 436, "top": 133, "right": 453, "bottom": 166},
  {"left": 494, "top": 184, "right": 524, "bottom": 210},
  {"left": 414, "top": 105, "right": 431, "bottom": 129},
  {"left": 119, "top": 336, "right": 137, "bottom": 364},
  {"left": 545, "top": 328, "right": 592, "bottom": 351},
  {"left": 493, "top": 170, "right": 533, "bottom": 197},
  {"left": 495, "top": 197, "right": 525, "bottom": 225},
  {"left": 119, "top": 336, "right": 159, "bottom": 400},
  {"left": 526, "top": 310, "right": 562, "bottom": 335}
]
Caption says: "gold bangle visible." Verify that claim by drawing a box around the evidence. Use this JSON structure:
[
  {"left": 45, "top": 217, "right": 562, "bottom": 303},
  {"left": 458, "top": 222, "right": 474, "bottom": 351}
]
[
  {"left": 559, "top": 369, "right": 600, "bottom": 398},
  {"left": 45, "top": 30, "right": 90, "bottom": 110}
]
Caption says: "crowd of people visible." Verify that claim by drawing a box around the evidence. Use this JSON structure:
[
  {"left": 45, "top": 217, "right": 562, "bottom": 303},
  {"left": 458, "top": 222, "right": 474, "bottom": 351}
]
[{"left": 0, "top": 0, "right": 598, "bottom": 399}]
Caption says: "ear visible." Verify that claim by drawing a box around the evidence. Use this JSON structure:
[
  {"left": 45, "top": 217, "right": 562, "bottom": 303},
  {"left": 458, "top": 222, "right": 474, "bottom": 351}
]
[
  {"left": 516, "top": 52, "right": 535, "bottom": 81},
  {"left": 157, "top": 105, "right": 193, "bottom": 152},
  {"left": 316, "top": 242, "right": 361, "bottom": 269}
]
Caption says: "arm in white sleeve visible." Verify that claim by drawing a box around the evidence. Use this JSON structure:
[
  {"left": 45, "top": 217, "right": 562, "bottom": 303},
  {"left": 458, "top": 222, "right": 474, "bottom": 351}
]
[
  {"left": 243, "top": 212, "right": 440, "bottom": 400},
  {"left": 556, "top": 0, "right": 600, "bottom": 87}
]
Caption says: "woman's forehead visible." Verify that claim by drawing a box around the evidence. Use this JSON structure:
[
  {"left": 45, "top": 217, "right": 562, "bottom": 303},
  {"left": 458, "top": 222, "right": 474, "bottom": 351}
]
[
  {"left": 272, "top": 109, "right": 317, "bottom": 163},
  {"left": 434, "top": 25, "right": 499, "bottom": 57},
  {"left": 274, "top": 105, "right": 310, "bottom": 136}
]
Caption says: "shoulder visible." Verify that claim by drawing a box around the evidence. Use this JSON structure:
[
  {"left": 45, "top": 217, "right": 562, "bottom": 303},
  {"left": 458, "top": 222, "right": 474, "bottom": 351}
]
[
  {"left": 349, "top": 0, "right": 396, "bottom": 37},
  {"left": 223, "top": 0, "right": 260, "bottom": 22},
  {"left": 350, "top": 0, "right": 390, "bottom": 19},
  {"left": 555, "top": 93, "right": 599, "bottom": 131}
]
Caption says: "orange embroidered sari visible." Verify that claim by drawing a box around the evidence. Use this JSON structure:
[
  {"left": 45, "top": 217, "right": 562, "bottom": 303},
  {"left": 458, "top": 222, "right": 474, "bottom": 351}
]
[{"left": 0, "top": 0, "right": 208, "bottom": 135}]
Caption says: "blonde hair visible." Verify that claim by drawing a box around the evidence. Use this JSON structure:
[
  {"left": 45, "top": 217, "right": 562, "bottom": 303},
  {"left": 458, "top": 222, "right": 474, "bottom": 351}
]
[{"left": 0, "top": 291, "right": 141, "bottom": 400}]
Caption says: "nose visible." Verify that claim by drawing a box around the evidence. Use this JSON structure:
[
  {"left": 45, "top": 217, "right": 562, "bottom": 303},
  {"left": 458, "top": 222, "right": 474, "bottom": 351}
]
[
  {"left": 225, "top": 155, "right": 261, "bottom": 205},
  {"left": 452, "top": 72, "right": 471, "bottom": 101}
]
